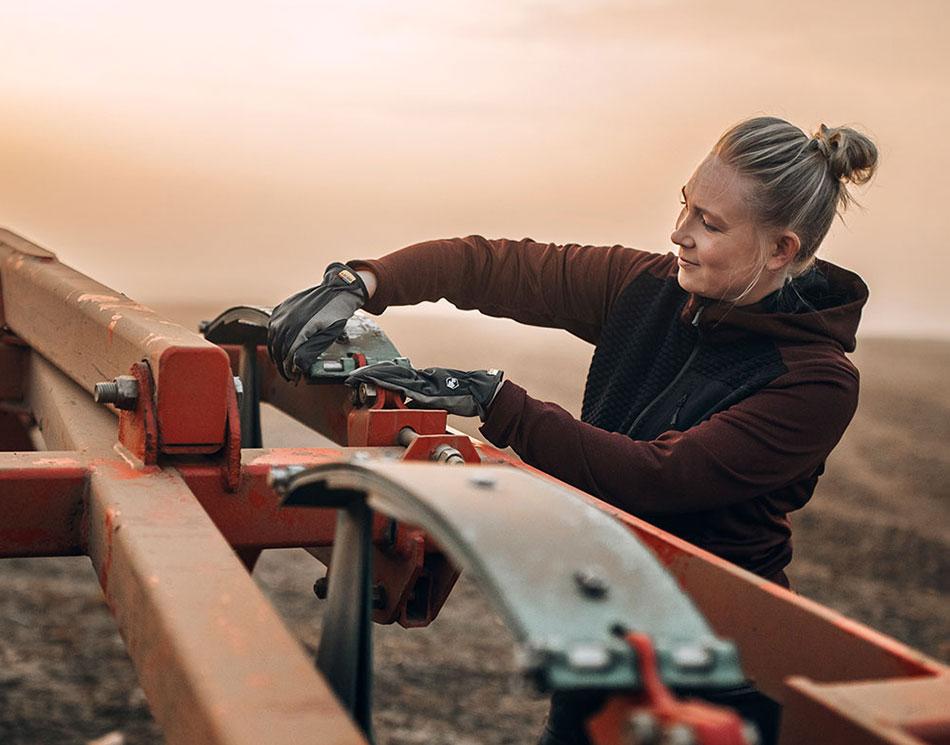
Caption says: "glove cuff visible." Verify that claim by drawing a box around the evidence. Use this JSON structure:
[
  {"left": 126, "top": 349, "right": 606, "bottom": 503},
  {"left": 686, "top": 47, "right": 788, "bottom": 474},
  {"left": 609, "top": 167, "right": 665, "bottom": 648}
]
[{"left": 324, "top": 262, "right": 370, "bottom": 304}]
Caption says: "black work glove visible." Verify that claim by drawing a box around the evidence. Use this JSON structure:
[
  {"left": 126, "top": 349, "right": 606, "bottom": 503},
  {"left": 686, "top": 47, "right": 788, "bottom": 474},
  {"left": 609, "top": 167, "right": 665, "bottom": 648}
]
[
  {"left": 267, "top": 263, "right": 369, "bottom": 381},
  {"left": 346, "top": 362, "right": 504, "bottom": 420}
]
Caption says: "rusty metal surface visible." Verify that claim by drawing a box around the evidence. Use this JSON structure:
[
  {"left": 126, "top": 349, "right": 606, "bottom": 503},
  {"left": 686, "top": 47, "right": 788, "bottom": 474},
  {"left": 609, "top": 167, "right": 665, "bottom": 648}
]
[
  {"left": 260, "top": 356, "right": 353, "bottom": 444},
  {"left": 26, "top": 352, "right": 118, "bottom": 453},
  {"left": 3, "top": 234, "right": 948, "bottom": 743},
  {"left": 0, "top": 451, "right": 87, "bottom": 557},
  {"left": 780, "top": 675, "right": 950, "bottom": 745},
  {"left": 86, "top": 462, "right": 367, "bottom": 745},
  {"left": 12, "top": 341, "right": 367, "bottom": 743},
  {"left": 0, "top": 229, "right": 231, "bottom": 450}
]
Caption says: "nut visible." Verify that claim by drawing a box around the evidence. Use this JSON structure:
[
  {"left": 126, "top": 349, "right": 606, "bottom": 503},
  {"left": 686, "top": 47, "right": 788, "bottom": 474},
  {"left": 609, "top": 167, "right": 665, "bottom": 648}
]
[{"left": 93, "top": 375, "right": 139, "bottom": 411}]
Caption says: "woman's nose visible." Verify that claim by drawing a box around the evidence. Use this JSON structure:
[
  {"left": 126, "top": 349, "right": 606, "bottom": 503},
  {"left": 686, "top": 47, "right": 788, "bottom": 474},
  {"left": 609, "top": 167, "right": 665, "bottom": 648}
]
[{"left": 670, "top": 225, "right": 693, "bottom": 248}]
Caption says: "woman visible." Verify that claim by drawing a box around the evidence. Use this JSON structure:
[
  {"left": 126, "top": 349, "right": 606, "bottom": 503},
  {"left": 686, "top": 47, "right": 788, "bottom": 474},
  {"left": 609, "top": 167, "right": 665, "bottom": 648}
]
[{"left": 267, "top": 116, "right": 877, "bottom": 741}]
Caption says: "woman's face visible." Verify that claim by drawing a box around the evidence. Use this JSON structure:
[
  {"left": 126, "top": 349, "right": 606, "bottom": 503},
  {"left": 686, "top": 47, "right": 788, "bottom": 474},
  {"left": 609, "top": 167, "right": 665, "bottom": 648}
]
[{"left": 671, "top": 154, "right": 777, "bottom": 304}]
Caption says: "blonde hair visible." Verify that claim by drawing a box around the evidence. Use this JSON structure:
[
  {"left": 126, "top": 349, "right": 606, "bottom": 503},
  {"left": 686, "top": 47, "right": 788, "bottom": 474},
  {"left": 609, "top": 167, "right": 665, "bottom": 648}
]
[{"left": 714, "top": 116, "right": 878, "bottom": 277}]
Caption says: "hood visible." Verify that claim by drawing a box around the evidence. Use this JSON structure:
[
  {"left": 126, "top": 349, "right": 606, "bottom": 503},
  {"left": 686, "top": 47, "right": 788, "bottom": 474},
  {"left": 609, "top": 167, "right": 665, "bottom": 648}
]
[{"left": 685, "top": 260, "right": 869, "bottom": 352}]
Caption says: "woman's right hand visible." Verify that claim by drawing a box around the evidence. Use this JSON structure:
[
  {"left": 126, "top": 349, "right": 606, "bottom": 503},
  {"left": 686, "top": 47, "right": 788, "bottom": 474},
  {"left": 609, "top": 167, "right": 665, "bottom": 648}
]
[{"left": 267, "top": 263, "right": 371, "bottom": 381}]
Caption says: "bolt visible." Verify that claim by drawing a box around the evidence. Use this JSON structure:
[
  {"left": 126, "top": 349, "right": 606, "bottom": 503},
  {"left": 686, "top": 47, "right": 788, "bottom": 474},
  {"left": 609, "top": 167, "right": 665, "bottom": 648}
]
[
  {"left": 357, "top": 382, "right": 377, "bottom": 406},
  {"left": 93, "top": 375, "right": 139, "bottom": 410},
  {"left": 233, "top": 376, "right": 244, "bottom": 406},
  {"left": 313, "top": 576, "right": 387, "bottom": 609},
  {"left": 198, "top": 319, "right": 210, "bottom": 334},
  {"left": 741, "top": 723, "right": 760, "bottom": 745},
  {"left": 468, "top": 474, "right": 496, "bottom": 489},
  {"left": 625, "top": 711, "right": 660, "bottom": 745},
  {"left": 670, "top": 643, "right": 714, "bottom": 672},
  {"left": 573, "top": 567, "right": 610, "bottom": 599},
  {"left": 565, "top": 642, "right": 611, "bottom": 671},
  {"left": 432, "top": 444, "right": 465, "bottom": 464},
  {"left": 660, "top": 724, "right": 696, "bottom": 745},
  {"left": 267, "top": 465, "right": 306, "bottom": 492}
]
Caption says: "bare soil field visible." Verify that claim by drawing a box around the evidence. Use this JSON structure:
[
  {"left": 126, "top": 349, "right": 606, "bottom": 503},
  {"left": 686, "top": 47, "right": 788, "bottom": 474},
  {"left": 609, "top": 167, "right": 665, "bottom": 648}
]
[{"left": 1, "top": 306, "right": 947, "bottom": 744}]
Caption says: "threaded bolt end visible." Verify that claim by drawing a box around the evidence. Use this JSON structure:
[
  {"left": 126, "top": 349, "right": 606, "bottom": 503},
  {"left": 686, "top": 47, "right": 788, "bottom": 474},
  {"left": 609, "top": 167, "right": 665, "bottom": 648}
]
[{"left": 94, "top": 381, "right": 119, "bottom": 404}]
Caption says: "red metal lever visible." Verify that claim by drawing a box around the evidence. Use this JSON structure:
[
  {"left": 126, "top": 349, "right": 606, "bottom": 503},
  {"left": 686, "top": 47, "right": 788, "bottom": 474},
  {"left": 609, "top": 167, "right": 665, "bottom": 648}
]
[{"left": 587, "top": 633, "right": 752, "bottom": 745}]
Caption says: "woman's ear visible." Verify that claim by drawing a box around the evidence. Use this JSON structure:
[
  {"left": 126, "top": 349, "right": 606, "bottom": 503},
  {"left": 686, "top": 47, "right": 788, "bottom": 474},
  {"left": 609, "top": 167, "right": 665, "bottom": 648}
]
[{"left": 767, "top": 231, "right": 801, "bottom": 271}]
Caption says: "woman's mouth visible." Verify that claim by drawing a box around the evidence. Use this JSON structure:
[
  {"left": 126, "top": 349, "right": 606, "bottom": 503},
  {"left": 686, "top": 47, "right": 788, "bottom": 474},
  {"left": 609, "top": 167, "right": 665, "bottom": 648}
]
[{"left": 678, "top": 255, "right": 699, "bottom": 267}]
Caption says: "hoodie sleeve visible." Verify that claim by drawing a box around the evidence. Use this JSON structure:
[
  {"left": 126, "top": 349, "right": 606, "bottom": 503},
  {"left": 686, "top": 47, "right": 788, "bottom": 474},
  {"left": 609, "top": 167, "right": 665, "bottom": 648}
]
[
  {"left": 478, "top": 360, "right": 859, "bottom": 514},
  {"left": 348, "top": 235, "right": 670, "bottom": 345}
]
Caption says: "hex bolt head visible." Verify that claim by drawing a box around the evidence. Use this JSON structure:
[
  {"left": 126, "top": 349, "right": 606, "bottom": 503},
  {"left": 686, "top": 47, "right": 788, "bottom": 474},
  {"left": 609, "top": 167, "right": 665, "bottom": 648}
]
[
  {"left": 625, "top": 711, "right": 660, "bottom": 745},
  {"left": 313, "top": 576, "right": 386, "bottom": 610},
  {"left": 660, "top": 724, "right": 697, "bottom": 745},
  {"left": 670, "top": 643, "right": 715, "bottom": 672},
  {"left": 93, "top": 375, "right": 139, "bottom": 410},
  {"left": 565, "top": 642, "right": 611, "bottom": 671},
  {"left": 573, "top": 567, "right": 610, "bottom": 599},
  {"left": 741, "top": 723, "right": 761, "bottom": 745},
  {"left": 357, "top": 383, "right": 377, "bottom": 406},
  {"left": 267, "top": 465, "right": 306, "bottom": 493}
]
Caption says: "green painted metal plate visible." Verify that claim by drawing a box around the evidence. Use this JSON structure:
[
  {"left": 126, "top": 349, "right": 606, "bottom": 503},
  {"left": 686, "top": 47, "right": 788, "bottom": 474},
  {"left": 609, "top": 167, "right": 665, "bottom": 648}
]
[{"left": 276, "top": 460, "right": 746, "bottom": 693}]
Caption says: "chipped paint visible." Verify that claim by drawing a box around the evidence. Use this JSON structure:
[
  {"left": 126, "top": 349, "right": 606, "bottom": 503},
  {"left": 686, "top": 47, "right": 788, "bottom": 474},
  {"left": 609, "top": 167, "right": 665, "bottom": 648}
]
[
  {"left": 76, "top": 293, "right": 121, "bottom": 304},
  {"left": 28, "top": 457, "right": 83, "bottom": 468},
  {"left": 107, "top": 313, "right": 121, "bottom": 342},
  {"left": 247, "top": 448, "right": 341, "bottom": 466}
]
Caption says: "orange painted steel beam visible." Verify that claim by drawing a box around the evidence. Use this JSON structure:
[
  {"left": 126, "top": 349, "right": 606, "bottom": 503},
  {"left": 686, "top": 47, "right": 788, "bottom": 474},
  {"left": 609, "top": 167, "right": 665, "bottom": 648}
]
[
  {"left": 20, "top": 353, "right": 368, "bottom": 745},
  {"left": 0, "top": 451, "right": 87, "bottom": 557},
  {"left": 781, "top": 675, "right": 950, "bottom": 745},
  {"left": 86, "top": 461, "right": 366, "bottom": 745},
  {"left": 0, "top": 229, "right": 231, "bottom": 452}
]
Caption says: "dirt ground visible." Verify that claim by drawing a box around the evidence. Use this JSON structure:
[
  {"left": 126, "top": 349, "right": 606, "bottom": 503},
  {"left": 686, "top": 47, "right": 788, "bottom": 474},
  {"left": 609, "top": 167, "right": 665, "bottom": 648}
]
[{"left": 0, "top": 308, "right": 947, "bottom": 744}]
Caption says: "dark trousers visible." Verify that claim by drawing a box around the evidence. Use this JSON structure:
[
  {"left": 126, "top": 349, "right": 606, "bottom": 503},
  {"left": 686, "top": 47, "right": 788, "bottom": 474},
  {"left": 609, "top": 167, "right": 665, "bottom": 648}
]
[{"left": 538, "top": 685, "right": 781, "bottom": 745}]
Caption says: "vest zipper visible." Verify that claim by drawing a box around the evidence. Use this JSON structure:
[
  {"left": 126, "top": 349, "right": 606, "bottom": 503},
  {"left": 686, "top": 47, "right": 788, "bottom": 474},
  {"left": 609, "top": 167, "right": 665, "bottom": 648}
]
[
  {"left": 670, "top": 394, "right": 689, "bottom": 427},
  {"left": 627, "top": 307, "right": 704, "bottom": 438}
]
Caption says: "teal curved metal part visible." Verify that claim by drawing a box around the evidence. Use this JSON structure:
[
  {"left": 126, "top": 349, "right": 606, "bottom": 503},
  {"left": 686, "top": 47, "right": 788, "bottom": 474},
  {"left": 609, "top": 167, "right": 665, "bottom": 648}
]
[{"left": 276, "top": 459, "right": 745, "bottom": 693}]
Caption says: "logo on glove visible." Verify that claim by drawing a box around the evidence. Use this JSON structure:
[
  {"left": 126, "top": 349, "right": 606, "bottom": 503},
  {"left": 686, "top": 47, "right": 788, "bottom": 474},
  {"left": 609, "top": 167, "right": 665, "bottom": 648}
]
[{"left": 445, "top": 376, "right": 460, "bottom": 390}]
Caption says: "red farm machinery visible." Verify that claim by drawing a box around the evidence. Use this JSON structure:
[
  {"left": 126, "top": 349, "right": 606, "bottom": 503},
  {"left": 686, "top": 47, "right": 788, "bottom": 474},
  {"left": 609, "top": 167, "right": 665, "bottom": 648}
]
[{"left": 0, "top": 228, "right": 947, "bottom": 745}]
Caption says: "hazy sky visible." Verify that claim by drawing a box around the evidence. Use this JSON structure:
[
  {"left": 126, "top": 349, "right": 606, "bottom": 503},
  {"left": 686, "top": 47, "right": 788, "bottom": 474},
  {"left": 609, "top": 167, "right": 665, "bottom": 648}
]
[{"left": 1, "top": 1, "right": 947, "bottom": 336}]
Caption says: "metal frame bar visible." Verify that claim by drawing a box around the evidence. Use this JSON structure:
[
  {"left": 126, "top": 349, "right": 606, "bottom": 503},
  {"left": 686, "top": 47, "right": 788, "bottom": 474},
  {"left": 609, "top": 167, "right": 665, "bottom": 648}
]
[
  {"left": 0, "top": 227, "right": 946, "bottom": 744},
  {"left": 0, "top": 229, "right": 231, "bottom": 451}
]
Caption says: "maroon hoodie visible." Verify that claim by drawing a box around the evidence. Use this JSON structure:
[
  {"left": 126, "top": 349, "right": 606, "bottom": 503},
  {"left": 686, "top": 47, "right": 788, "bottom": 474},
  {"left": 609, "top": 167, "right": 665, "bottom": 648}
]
[{"left": 350, "top": 235, "right": 868, "bottom": 580}]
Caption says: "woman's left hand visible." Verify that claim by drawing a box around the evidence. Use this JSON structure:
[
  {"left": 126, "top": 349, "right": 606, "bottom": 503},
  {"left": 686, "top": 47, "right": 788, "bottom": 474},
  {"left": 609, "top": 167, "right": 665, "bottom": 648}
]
[{"left": 345, "top": 362, "right": 504, "bottom": 420}]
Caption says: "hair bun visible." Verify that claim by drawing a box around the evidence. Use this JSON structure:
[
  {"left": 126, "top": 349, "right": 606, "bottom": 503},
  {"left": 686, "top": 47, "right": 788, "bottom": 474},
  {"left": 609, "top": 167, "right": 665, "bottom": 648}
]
[{"left": 813, "top": 124, "right": 878, "bottom": 185}]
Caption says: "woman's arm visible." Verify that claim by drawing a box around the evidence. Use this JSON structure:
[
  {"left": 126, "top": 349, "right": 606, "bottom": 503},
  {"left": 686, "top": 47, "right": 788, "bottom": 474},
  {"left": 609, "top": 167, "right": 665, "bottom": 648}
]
[
  {"left": 349, "top": 235, "right": 669, "bottom": 345},
  {"left": 479, "top": 360, "right": 859, "bottom": 515}
]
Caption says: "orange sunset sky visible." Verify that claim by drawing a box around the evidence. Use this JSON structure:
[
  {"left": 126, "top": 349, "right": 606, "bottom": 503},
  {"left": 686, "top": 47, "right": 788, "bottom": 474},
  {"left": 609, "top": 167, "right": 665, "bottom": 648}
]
[{"left": 1, "top": 1, "right": 947, "bottom": 337}]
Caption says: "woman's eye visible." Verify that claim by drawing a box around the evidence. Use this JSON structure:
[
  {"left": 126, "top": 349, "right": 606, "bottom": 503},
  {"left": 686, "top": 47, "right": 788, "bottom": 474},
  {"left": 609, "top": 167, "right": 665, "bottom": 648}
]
[{"left": 702, "top": 218, "right": 720, "bottom": 233}]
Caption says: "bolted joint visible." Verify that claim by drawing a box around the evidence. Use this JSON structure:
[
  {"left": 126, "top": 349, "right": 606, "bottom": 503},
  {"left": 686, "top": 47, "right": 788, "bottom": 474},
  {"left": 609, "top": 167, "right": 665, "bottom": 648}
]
[
  {"left": 352, "top": 382, "right": 377, "bottom": 407},
  {"left": 313, "top": 576, "right": 387, "bottom": 609},
  {"left": 93, "top": 375, "right": 139, "bottom": 410}
]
